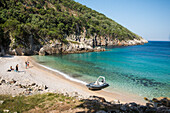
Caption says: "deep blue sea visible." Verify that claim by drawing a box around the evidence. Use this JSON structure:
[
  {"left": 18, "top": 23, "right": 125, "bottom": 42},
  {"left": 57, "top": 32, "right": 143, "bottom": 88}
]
[{"left": 33, "top": 41, "right": 170, "bottom": 98}]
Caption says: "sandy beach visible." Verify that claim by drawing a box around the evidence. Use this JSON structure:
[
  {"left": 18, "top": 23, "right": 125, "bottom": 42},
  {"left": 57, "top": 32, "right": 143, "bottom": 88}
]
[{"left": 0, "top": 56, "right": 146, "bottom": 104}]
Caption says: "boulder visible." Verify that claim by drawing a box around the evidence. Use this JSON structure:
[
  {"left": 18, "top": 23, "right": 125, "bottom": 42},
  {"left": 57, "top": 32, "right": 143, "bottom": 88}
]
[
  {"left": 138, "top": 105, "right": 147, "bottom": 112},
  {"left": 120, "top": 104, "right": 129, "bottom": 111},
  {"left": 15, "top": 48, "right": 24, "bottom": 55},
  {"left": 31, "top": 83, "right": 36, "bottom": 86},
  {"left": 110, "top": 100, "right": 116, "bottom": 104},
  {"left": 39, "top": 47, "right": 45, "bottom": 56},
  {"left": 129, "top": 102, "right": 138, "bottom": 107},
  {"left": 145, "top": 107, "right": 157, "bottom": 112}
]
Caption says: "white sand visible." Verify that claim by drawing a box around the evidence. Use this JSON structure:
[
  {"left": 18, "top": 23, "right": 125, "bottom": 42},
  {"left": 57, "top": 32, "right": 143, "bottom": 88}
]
[{"left": 0, "top": 56, "right": 146, "bottom": 104}]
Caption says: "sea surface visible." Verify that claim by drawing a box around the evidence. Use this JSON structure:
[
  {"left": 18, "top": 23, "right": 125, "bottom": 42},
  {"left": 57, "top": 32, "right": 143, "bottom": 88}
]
[{"left": 33, "top": 41, "right": 170, "bottom": 98}]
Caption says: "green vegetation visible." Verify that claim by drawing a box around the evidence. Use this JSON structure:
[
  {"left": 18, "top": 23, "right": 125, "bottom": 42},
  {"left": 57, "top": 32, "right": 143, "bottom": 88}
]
[
  {"left": 0, "top": 0, "right": 141, "bottom": 50},
  {"left": 0, "top": 93, "right": 79, "bottom": 112}
]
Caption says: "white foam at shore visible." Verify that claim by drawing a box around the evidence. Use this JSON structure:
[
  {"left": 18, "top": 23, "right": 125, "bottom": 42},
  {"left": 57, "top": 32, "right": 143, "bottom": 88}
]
[{"left": 37, "top": 63, "right": 88, "bottom": 85}]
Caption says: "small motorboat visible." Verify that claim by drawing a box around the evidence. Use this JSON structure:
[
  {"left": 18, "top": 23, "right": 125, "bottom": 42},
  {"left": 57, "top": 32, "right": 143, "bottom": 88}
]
[{"left": 86, "top": 76, "right": 109, "bottom": 90}]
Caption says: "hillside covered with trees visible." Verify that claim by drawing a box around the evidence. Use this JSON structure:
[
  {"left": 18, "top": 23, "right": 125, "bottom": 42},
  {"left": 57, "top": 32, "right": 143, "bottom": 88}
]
[{"left": 0, "top": 0, "right": 147, "bottom": 55}]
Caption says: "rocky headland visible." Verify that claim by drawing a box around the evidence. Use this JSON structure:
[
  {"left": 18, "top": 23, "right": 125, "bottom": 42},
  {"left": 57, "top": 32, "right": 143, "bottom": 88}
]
[
  {"left": 38, "top": 35, "right": 148, "bottom": 56},
  {"left": 2, "top": 34, "right": 148, "bottom": 56}
]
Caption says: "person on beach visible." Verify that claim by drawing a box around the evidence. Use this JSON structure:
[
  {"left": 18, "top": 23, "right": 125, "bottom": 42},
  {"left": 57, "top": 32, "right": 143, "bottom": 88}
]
[
  {"left": 7, "top": 66, "right": 14, "bottom": 72},
  {"left": 10, "top": 66, "right": 14, "bottom": 71},
  {"left": 27, "top": 61, "right": 29, "bottom": 68},
  {"left": 16, "top": 64, "right": 18, "bottom": 72},
  {"left": 25, "top": 61, "right": 27, "bottom": 69}
]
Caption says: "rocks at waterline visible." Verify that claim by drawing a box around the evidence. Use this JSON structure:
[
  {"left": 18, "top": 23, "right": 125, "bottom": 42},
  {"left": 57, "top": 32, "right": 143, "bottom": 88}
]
[
  {"left": 144, "top": 97, "right": 170, "bottom": 107},
  {"left": 38, "top": 42, "right": 106, "bottom": 56},
  {"left": 7, "top": 33, "right": 148, "bottom": 56},
  {"left": 38, "top": 37, "right": 147, "bottom": 56}
]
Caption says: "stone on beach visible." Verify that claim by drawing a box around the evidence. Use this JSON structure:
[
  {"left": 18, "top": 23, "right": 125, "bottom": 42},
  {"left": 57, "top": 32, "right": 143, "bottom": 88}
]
[{"left": 1, "top": 79, "right": 6, "bottom": 84}]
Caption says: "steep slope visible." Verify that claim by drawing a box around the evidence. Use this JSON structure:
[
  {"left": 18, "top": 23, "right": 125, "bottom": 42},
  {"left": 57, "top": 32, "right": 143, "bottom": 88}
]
[{"left": 0, "top": 0, "right": 147, "bottom": 55}]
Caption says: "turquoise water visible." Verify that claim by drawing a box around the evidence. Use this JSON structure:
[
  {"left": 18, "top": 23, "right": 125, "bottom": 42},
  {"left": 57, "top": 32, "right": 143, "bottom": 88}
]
[{"left": 33, "top": 41, "right": 170, "bottom": 98}]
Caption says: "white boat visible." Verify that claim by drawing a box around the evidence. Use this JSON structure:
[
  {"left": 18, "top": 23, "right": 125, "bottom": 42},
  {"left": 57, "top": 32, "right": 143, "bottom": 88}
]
[{"left": 86, "top": 76, "right": 109, "bottom": 90}]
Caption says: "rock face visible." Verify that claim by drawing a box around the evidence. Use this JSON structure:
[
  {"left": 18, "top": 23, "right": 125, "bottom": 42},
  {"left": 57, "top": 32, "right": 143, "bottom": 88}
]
[
  {"left": 38, "top": 34, "right": 148, "bottom": 55},
  {"left": 7, "top": 34, "right": 148, "bottom": 56}
]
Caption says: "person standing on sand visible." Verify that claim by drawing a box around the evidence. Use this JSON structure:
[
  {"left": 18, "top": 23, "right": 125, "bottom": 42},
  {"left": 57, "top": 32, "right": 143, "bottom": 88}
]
[
  {"left": 27, "top": 61, "right": 29, "bottom": 68},
  {"left": 25, "top": 61, "right": 27, "bottom": 69},
  {"left": 16, "top": 64, "right": 18, "bottom": 72}
]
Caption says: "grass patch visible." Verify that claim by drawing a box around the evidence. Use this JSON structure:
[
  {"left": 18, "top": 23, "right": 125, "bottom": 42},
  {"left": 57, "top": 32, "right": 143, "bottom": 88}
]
[
  {"left": 0, "top": 93, "right": 80, "bottom": 112},
  {"left": 0, "top": 95, "right": 32, "bottom": 112},
  {"left": 58, "top": 98, "right": 65, "bottom": 102},
  {"left": 47, "top": 96, "right": 55, "bottom": 101},
  {"left": 61, "top": 95, "right": 66, "bottom": 99}
]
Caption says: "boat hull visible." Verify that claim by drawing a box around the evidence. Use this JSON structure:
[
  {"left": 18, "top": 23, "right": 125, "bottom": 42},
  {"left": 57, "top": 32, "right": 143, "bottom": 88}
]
[{"left": 86, "top": 82, "right": 109, "bottom": 90}]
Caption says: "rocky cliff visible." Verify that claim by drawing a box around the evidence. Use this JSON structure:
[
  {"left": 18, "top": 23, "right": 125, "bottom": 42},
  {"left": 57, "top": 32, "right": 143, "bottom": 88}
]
[
  {"left": 39, "top": 35, "right": 148, "bottom": 56},
  {"left": 6, "top": 34, "right": 147, "bottom": 56}
]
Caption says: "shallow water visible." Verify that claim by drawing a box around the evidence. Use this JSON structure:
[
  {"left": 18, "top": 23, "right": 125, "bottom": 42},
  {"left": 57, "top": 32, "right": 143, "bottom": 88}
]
[{"left": 33, "top": 41, "right": 170, "bottom": 98}]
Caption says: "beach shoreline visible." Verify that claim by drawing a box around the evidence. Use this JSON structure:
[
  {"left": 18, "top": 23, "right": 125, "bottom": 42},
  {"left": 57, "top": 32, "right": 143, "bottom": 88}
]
[{"left": 0, "top": 55, "right": 146, "bottom": 105}]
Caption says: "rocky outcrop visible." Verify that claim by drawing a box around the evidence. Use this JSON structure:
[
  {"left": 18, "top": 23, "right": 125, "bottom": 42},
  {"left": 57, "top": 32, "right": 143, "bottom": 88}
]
[
  {"left": 6, "top": 33, "right": 147, "bottom": 56},
  {"left": 38, "top": 38, "right": 106, "bottom": 55},
  {"left": 38, "top": 34, "right": 147, "bottom": 55},
  {"left": 79, "top": 96, "right": 170, "bottom": 113},
  {"left": 66, "top": 34, "right": 148, "bottom": 47},
  {"left": 0, "top": 78, "right": 49, "bottom": 96}
]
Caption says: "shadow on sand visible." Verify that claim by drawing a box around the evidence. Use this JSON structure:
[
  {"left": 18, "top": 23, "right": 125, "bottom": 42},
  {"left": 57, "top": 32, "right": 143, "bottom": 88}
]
[
  {"left": 28, "top": 66, "right": 34, "bottom": 69},
  {"left": 18, "top": 71, "right": 26, "bottom": 73},
  {"left": 88, "top": 89, "right": 102, "bottom": 91},
  {"left": 0, "top": 55, "right": 14, "bottom": 58}
]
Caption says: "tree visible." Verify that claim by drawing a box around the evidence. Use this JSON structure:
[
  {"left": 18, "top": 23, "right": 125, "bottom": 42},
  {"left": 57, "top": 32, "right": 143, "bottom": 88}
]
[{"left": 3, "top": 19, "right": 20, "bottom": 33}]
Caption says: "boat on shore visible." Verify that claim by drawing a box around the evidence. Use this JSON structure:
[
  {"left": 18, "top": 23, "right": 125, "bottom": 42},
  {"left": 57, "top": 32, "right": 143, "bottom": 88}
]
[{"left": 86, "top": 76, "right": 109, "bottom": 90}]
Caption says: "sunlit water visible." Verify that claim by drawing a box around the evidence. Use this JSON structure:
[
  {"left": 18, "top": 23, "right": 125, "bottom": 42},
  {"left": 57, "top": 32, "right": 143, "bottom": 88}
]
[{"left": 33, "top": 41, "right": 170, "bottom": 98}]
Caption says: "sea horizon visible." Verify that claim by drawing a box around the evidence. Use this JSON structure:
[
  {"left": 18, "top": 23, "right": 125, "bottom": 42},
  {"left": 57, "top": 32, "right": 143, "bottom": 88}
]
[{"left": 148, "top": 40, "right": 170, "bottom": 42}]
